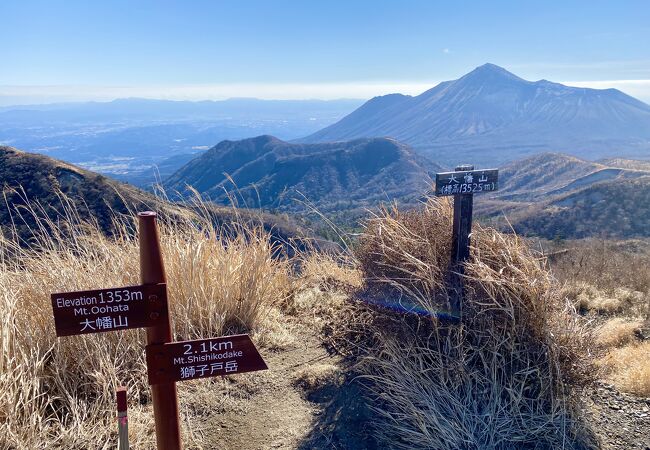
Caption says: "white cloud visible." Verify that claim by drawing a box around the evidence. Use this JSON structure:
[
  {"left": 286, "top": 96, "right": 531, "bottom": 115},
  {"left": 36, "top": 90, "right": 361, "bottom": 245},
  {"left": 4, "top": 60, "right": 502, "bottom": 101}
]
[{"left": 442, "top": 48, "right": 450, "bottom": 54}]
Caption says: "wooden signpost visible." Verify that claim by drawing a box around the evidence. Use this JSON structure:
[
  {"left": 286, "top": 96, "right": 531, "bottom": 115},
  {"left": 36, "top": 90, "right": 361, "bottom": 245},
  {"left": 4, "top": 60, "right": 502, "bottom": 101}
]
[
  {"left": 146, "top": 334, "right": 267, "bottom": 385},
  {"left": 50, "top": 211, "right": 268, "bottom": 450},
  {"left": 436, "top": 165, "right": 499, "bottom": 318}
]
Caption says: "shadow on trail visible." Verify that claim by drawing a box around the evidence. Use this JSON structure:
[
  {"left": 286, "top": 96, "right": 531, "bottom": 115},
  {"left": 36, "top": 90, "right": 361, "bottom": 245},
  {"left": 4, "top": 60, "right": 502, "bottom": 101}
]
[{"left": 296, "top": 368, "right": 378, "bottom": 450}]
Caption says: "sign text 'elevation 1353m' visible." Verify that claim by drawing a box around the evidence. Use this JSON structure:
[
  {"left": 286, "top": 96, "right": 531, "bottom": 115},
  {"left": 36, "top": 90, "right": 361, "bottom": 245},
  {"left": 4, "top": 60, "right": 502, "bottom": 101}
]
[
  {"left": 51, "top": 283, "right": 168, "bottom": 337},
  {"left": 49, "top": 211, "right": 268, "bottom": 450}
]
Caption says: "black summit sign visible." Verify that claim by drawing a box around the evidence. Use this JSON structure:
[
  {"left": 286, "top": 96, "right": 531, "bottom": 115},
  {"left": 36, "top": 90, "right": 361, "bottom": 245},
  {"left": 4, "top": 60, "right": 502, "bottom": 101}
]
[
  {"left": 435, "top": 168, "right": 498, "bottom": 196},
  {"left": 435, "top": 165, "right": 499, "bottom": 319}
]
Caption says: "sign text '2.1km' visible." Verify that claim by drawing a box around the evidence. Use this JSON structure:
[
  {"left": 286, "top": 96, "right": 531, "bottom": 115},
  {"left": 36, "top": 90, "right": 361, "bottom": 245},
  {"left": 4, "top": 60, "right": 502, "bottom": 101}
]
[
  {"left": 51, "top": 283, "right": 168, "bottom": 337},
  {"left": 146, "top": 334, "right": 268, "bottom": 385}
]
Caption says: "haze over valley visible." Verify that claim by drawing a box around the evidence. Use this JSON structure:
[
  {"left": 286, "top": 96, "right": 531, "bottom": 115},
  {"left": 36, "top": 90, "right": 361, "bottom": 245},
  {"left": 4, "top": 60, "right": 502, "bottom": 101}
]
[{"left": 0, "top": 98, "right": 362, "bottom": 185}]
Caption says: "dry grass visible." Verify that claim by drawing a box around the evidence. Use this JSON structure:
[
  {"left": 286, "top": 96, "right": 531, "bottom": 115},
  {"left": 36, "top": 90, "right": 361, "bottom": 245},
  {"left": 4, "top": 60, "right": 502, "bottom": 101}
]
[
  {"left": 0, "top": 198, "right": 293, "bottom": 449},
  {"left": 292, "top": 363, "right": 340, "bottom": 394},
  {"left": 599, "top": 342, "right": 650, "bottom": 397},
  {"left": 594, "top": 318, "right": 645, "bottom": 348},
  {"left": 298, "top": 251, "right": 362, "bottom": 292},
  {"left": 549, "top": 239, "right": 650, "bottom": 318},
  {"left": 548, "top": 239, "right": 650, "bottom": 400},
  {"left": 565, "top": 282, "right": 647, "bottom": 316},
  {"left": 349, "top": 197, "right": 598, "bottom": 450}
]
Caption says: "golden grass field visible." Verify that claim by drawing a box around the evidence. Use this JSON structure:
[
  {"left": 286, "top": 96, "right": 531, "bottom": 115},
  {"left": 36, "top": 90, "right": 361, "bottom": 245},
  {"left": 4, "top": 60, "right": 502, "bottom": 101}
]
[{"left": 0, "top": 196, "right": 648, "bottom": 449}]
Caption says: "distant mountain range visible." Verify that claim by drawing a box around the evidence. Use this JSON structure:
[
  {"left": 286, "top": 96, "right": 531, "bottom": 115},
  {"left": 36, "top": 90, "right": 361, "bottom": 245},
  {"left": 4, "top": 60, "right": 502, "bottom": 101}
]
[
  {"left": 164, "top": 135, "right": 441, "bottom": 218},
  {"left": 479, "top": 153, "right": 650, "bottom": 238},
  {"left": 302, "top": 63, "right": 650, "bottom": 166}
]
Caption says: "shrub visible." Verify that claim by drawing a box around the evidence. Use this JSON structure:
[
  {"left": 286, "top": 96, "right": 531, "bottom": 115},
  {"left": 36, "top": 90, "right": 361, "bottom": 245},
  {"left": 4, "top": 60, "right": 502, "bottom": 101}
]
[{"left": 352, "top": 197, "right": 597, "bottom": 450}]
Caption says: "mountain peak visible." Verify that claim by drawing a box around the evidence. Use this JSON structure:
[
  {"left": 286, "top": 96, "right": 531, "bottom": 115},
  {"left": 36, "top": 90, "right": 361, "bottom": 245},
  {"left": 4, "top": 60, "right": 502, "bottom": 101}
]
[
  {"left": 302, "top": 63, "right": 650, "bottom": 164},
  {"left": 460, "top": 63, "right": 525, "bottom": 83},
  {"left": 165, "top": 136, "right": 440, "bottom": 213}
]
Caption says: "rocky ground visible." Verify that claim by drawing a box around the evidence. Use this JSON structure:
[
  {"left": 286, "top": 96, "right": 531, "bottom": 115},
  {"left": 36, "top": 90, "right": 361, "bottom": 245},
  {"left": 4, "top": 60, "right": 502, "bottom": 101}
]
[{"left": 586, "top": 383, "right": 650, "bottom": 450}]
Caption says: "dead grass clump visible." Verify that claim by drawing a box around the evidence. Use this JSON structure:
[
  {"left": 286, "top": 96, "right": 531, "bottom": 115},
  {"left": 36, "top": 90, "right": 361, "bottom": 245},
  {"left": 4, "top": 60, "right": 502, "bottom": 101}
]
[
  {"left": 0, "top": 199, "right": 292, "bottom": 448},
  {"left": 293, "top": 363, "right": 341, "bottom": 394},
  {"left": 594, "top": 318, "right": 644, "bottom": 348},
  {"left": 565, "top": 282, "right": 646, "bottom": 315},
  {"left": 599, "top": 342, "right": 650, "bottom": 397},
  {"left": 580, "top": 296, "right": 623, "bottom": 314},
  {"left": 564, "top": 282, "right": 620, "bottom": 314},
  {"left": 352, "top": 197, "right": 597, "bottom": 449},
  {"left": 299, "top": 251, "right": 362, "bottom": 292}
]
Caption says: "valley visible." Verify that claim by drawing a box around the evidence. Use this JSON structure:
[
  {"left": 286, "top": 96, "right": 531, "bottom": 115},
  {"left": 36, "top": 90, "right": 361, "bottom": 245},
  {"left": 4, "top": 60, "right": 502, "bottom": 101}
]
[{"left": 0, "top": 98, "right": 362, "bottom": 187}]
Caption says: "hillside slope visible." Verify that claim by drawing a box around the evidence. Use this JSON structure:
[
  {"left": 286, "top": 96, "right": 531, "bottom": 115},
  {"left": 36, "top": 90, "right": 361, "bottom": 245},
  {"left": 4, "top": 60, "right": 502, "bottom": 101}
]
[
  {"left": 0, "top": 145, "right": 168, "bottom": 238},
  {"left": 165, "top": 135, "right": 441, "bottom": 214},
  {"left": 0, "top": 146, "right": 306, "bottom": 246},
  {"left": 509, "top": 175, "right": 650, "bottom": 239},
  {"left": 476, "top": 153, "right": 650, "bottom": 238},
  {"left": 302, "top": 64, "right": 650, "bottom": 165},
  {"left": 497, "top": 152, "right": 649, "bottom": 200}
]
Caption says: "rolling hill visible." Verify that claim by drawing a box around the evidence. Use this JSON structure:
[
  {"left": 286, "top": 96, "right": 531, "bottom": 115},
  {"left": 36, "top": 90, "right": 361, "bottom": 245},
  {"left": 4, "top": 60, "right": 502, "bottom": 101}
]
[
  {"left": 164, "top": 135, "right": 441, "bottom": 216},
  {"left": 0, "top": 146, "right": 307, "bottom": 246},
  {"left": 508, "top": 175, "right": 650, "bottom": 239},
  {"left": 476, "top": 153, "right": 650, "bottom": 238},
  {"left": 0, "top": 145, "right": 167, "bottom": 238},
  {"left": 302, "top": 63, "right": 650, "bottom": 166},
  {"left": 497, "top": 152, "right": 650, "bottom": 200}
]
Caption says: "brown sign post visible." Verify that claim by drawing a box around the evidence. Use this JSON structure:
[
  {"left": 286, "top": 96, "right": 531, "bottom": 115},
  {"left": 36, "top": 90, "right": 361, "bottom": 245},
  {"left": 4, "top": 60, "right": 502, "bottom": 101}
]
[
  {"left": 50, "top": 211, "right": 268, "bottom": 450},
  {"left": 138, "top": 211, "right": 182, "bottom": 450},
  {"left": 436, "top": 166, "right": 499, "bottom": 318}
]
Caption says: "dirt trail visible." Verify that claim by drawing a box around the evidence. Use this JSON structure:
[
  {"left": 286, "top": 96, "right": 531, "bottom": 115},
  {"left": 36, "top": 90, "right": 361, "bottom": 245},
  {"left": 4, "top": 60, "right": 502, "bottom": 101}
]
[
  {"left": 178, "top": 286, "right": 650, "bottom": 450},
  {"left": 193, "top": 322, "right": 346, "bottom": 450}
]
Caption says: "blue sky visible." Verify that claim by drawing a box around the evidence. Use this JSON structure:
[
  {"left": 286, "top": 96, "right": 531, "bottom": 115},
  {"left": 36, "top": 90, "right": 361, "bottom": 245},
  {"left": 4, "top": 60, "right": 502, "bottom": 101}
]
[{"left": 1, "top": 0, "right": 649, "bottom": 104}]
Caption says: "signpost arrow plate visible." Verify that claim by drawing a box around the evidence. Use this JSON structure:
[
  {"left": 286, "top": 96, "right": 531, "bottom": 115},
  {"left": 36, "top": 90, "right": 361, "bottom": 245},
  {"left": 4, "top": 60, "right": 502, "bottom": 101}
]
[
  {"left": 51, "top": 283, "right": 168, "bottom": 337},
  {"left": 145, "top": 334, "right": 268, "bottom": 385}
]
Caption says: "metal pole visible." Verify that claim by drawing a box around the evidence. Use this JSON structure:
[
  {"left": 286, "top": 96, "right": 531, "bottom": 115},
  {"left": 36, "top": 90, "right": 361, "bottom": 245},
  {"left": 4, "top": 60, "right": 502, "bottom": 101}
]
[
  {"left": 450, "top": 165, "right": 474, "bottom": 317},
  {"left": 117, "top": 387, "right": 129, "bottom": 450},
  {"left": 138, "top": 212, "right": 182, "bottom": 450}
]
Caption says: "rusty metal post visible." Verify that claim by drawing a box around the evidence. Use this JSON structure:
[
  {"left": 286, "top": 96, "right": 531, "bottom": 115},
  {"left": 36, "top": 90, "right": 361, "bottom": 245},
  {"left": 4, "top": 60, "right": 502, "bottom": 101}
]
[
  {"left": 138, "top": 212, "right": 181, "bottom": 450},
  {"left": 117, "top": 387, "right": 129, "bottom": 450},
  {"left": 450, "top": 165, "right": 474, "bottom": 317}
]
